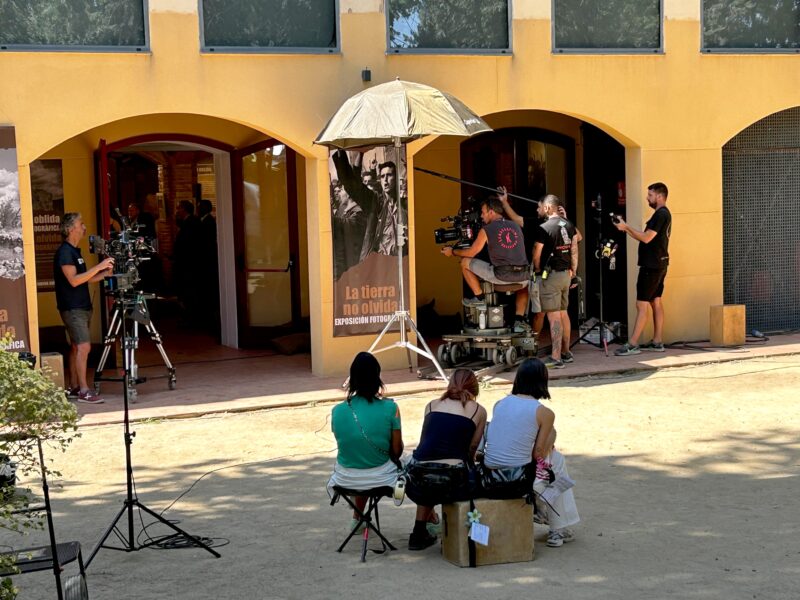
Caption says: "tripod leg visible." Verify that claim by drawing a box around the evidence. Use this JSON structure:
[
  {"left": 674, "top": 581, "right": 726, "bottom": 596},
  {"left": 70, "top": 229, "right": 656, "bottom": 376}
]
[
  {"left": 95, "top": 307, "right": 123, "bottom": 381},
  {"left": 405, "top": 316, "right": 448, "bottom": 381},
  {"left": 133, "top": 501, "right": 221, "bottom": 558},
  {"left": 368, "top": 312, "right": 401, "bottom": 354},
  {"left": 86, "top": 501, "right": 131, "bottom": 568}
]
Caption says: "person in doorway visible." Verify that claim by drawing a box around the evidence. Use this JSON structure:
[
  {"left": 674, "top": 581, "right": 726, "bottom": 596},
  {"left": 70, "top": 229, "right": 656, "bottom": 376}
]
[
  {"left": 172, "top": 200, "right": 201, "bottom": 323},
  {"left": 404, "top": 369, "right": 487, "bottom": 550},
  {"left": 482, "top": 358, "right": 580, "bottom": 548},
  {"left": 327, "top": 353, "right": 404, "bottom": 533},
  {"left": 613, "top": 182, "right": 672, "bottom": 355},
  {"left": 440, "top": 196, "right": 530, "bottom": 333},
  {"left": 127, "top": 201, "right": 157, "bottom": 240},
  {"left": 197, "top": 199, "right": 220, "bottom": 328},
  {"left": 54, "top": 212, "right": 115, "bottom": 404},
  {"left": 534, "top": 196, "right": 578, "bottom": 368}
]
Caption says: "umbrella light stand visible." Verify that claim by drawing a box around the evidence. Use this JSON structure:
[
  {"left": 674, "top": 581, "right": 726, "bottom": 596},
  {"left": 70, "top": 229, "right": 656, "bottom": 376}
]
[{"left": 366, "top": 137, "right": 449, "bottom": 381}]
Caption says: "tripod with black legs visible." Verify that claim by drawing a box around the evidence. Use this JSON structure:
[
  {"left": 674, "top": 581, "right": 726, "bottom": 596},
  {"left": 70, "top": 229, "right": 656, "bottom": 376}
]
[
  {"left": 85, "top": 306, "right": 220, "bottom": 568},
  {"left": 573, "top": 194, "right": 618, "bottom": 356}
]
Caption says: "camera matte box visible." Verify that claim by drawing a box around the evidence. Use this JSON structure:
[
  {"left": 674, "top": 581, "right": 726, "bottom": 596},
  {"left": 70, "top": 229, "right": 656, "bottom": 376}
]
[{"left": 441, "top": 498, "right": 534, "bottom": 567}]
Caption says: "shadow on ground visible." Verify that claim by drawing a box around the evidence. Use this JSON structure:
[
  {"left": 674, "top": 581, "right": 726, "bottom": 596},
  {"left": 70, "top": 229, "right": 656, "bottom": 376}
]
[{"left": 5, "top": 428, "right": 799, "bottom": 600}]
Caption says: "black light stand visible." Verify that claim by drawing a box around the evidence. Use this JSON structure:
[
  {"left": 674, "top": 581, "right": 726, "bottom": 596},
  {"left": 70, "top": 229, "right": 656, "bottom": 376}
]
[
  {"left": 86, "top": 308, "right": 220, "bottom": 568},
  {"left": 573, "top": 194, "right": 617, "bottom": 356}
]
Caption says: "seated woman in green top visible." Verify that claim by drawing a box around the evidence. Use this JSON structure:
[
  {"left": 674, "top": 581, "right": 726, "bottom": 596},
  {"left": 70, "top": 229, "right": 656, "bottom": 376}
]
[{"left": 327, "top": 352, "right": 404, "bottom": 526}]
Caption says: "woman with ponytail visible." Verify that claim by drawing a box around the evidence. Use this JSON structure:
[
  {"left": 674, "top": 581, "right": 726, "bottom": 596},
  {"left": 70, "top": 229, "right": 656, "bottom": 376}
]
[{"left": 404, "top": 368, "right": 487, "bottom": 550}]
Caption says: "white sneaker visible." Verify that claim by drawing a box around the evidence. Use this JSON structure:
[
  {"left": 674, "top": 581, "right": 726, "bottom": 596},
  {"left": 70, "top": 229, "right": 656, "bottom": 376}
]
[{"left": 546, "top": 528, "right": 575, "bottom": 547}]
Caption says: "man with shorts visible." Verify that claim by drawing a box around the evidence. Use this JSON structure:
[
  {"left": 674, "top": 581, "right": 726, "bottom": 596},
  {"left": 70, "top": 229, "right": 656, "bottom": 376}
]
[
  {"left": 613, "top": 182, "right": 672, "bottom": 356},
  {"left": 55, "top": 212, "right": 114, "bottom": 403},
  {"left": 441, "top": 196, "right": 530, "bottom": 333},
  {"left": 498, "top": 187, "right": 548, "bottom": 335},
  {"left": 533, "top": 195, "right": 578, "bottom": 369}
]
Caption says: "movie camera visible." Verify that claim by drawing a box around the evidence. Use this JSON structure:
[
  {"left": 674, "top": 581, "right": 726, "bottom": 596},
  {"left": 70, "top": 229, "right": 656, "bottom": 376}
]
[
  {"left": 433, "top": 199, "right": 482, "bottom": 248},
  {"left": 89, "top": 216, "right": 156, "bottom": 293}
]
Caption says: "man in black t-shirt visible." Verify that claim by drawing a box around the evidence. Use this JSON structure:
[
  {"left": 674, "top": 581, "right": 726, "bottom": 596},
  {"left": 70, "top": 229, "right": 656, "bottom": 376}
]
[
  {"left": 54, "top": 212, "right": 114, "bottom": 403},
  {"left": 441, "top": 197, "right": 530, "bottom": 332},
  {"left": 533, "top": 195, "right": 578, "bottom": 369},
  {"left": 498, "top": 187, "right": 548, "bottom": 335},
  {"left": 613, "top": 182, "right": 672, "bottom": 356}
]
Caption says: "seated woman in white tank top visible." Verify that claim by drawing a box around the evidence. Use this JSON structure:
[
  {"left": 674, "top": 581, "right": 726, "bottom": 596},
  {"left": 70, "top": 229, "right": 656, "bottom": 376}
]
[{"left": 483, "top": 358, "right": 580, "bottom": 548}]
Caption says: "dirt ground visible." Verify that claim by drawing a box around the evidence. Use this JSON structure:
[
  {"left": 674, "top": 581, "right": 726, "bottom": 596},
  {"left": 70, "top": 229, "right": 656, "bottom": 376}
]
[{"left": 5, "top": 356, "right": 800, "bottom": 599}]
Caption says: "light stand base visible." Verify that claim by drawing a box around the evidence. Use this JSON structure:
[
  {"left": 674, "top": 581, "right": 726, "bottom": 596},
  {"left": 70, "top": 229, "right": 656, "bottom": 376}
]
[
  {"left": 86, "top": 498, "right": 221, "bottom": 566},
  {"left": 368, "top": 310, "right": 448, "bottom": 381}
]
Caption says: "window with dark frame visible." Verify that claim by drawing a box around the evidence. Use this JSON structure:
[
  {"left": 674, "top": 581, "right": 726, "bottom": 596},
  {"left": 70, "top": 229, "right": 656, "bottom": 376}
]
[
  {"left": 201, "top": 0, "right": 338, "bottom": 52},
  {"left": 703, "top": 0, "right": 800, "bottom": 51},
  {"left": 0, "top": 0, "right": 146, "bottom": 49},
  {"left": 387, "top": 0, "right": 510, "bottom": 53},
  {"left": 553, "top": 0, "right": 661, "bottom": 52}
]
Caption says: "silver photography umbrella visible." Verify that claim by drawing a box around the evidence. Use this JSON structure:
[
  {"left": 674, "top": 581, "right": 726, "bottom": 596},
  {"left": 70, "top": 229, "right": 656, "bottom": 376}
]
[{"left": 315, "top": 79, "right": 492, "bottom": 380}]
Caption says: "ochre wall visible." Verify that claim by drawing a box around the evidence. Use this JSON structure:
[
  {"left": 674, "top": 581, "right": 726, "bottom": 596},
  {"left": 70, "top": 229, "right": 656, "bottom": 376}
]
[{"left": 2, "top": 2, "right": 799, "bottom": 374}]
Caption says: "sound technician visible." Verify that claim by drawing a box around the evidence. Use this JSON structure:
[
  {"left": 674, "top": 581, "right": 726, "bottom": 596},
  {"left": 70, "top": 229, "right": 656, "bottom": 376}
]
[{"left": 534, "top": 196, "right": 578, "bottom": 370}]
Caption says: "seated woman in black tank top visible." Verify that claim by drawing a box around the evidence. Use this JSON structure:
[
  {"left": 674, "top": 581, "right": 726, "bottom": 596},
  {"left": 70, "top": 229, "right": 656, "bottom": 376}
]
[{"left": 405, "top": 369, "right": 487, "bottom": 551}]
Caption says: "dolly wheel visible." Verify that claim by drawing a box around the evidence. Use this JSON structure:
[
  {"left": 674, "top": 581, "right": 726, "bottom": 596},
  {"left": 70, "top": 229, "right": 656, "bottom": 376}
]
[
  {"left": 505, "top": 346, "right": 518, "bottom": 366},
  {"left": 436, "top": 343, "right": 451, "bottom": 367},
  {"left": 449, "top": 343, "right": 464, "bottom": 365}
]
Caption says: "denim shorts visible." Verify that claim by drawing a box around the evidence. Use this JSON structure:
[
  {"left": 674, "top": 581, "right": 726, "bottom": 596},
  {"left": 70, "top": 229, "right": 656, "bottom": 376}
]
[{"left": 60, "top": 309, "right": 92, "bottom": 345}]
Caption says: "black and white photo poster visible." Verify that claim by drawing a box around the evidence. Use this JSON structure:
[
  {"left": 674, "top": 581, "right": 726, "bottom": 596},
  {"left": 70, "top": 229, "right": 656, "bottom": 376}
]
[
  {"left": 329, "top": 146, "right": 410, "bottom": 337},
  {"left": 0, "top": 127, "right": 30, "bottom": 351}
]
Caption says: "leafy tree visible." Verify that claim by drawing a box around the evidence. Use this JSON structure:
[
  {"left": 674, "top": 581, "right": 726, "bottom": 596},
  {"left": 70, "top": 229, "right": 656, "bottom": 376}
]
[
  {"left": 0, "top": 0, "right": 145, "bottom": 46},
  {"left": 388, "top": 0, "right": 509, "bottom": 50},
  {"left": 0, "top": 338, "right": 80, "bottom": 600},
  {"left": 202, "top": 0, "right": 337, "bottom": 48},
  {"left": 703, "top": 0, "right": 800, "bottom": 49},
  {"left": 553, "top": 0, "right": 661, "bottom": 50}
]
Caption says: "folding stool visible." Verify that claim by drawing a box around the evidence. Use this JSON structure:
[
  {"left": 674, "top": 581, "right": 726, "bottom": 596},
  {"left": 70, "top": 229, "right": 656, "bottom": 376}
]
[{"left": 330, "top": 485, "right": 397, "bottom": 562}]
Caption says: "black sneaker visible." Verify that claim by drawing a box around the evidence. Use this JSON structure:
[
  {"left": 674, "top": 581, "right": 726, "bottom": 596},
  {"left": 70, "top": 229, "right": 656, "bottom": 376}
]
[
  {"left": 408, "top": 531, "right": 438, "bottom": 551},
  {"left": 614, "top": 343, "right": 641, "bottom": 356},
  {"left": 562, "top": 351, "right": 575, "bottom": 363},
  {"left": 543, "top": 356, "right": 565, "bottom": 369},
  {"left": 640, "top": 341, "right": 665, "bottom": 352}
]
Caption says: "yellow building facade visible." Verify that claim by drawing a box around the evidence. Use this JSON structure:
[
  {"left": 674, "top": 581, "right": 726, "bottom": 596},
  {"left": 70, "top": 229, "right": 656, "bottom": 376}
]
[{"left": 2, "top": 0, "right": 799, "bottom": 375}]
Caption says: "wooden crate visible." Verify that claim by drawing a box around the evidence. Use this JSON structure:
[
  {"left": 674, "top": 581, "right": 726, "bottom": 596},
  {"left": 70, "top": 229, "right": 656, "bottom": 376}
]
[{"left": 441, "top": 498, "right": 534, "bottom": 567}]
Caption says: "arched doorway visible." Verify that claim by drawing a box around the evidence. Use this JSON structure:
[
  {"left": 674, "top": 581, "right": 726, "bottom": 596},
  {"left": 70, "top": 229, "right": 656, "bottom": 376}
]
[
  {"left": 723, "top": 107, "right": 800, "bottom": 333},
  {"left": 97, "top": 134, "right": 305, "bottom": 349},
  {"left": 412, "top": 113, "right": 628, "bottom": 345}
]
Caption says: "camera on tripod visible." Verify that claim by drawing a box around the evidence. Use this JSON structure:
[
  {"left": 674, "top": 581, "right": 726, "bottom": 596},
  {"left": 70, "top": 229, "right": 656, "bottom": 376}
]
[
  {"left": 89, "top": 224, "right": 155, "bottom": 294},
  {"left": 433, "top": 198, "right": 482, "bottom": 248}
]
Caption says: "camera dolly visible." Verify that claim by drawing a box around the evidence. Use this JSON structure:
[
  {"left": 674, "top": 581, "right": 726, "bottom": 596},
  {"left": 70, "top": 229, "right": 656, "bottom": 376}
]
[{"left": 418, "top": 282, "right": 538, "bottom": 380}]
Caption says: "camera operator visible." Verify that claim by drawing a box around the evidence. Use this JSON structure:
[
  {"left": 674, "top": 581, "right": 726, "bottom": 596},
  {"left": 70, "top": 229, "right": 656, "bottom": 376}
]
[
  {"left": 613, "top": 182, "right": 671, "bottom": 356},
  {"left": 533, "top": 195, "right": 578, "bottom": 369},
  {"left": 55, "top": 212, "right": 114, "bottom": 404},
  {"left": 440, "top": 196, "right": 530, "bottom": 333}
]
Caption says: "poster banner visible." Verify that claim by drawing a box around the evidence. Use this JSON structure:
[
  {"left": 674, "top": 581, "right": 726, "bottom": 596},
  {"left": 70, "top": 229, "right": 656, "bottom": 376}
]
[
  {"left": 0, "top": 126, "right": 31, "bottom": 352},
  {"left": 329, "top": 146, "right": 410, "bottom": 337},
  {"left": 31, "top": 160, "right": 65, "bottom": 292}
]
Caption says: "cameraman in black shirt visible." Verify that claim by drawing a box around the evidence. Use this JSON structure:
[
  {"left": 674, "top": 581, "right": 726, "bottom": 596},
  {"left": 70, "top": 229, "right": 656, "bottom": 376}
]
[
  {"left": 54, "top": 212, "right": 114, "bottom": 403},
  {"left": 613, "top": 182, "right": 672, "bottom": 356}
]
